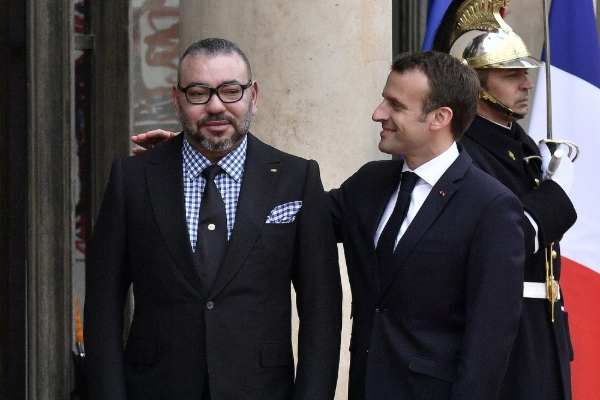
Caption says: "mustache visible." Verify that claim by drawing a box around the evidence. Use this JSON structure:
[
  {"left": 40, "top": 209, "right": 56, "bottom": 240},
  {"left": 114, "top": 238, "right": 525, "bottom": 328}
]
[{"left": 197, "top": 113, "right": 237, "bottom": 126}]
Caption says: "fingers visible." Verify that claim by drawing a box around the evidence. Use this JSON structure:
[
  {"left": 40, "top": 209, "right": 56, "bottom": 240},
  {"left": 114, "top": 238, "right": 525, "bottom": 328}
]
[
  {"left": 131, "top": 147, "right": 147, "bottom": 155},
  {"left": 130, "top": 129, "right": 178, "bottom": 154},
  {"left": 539, "top": 141, "right": 551, "bottom": 157}
]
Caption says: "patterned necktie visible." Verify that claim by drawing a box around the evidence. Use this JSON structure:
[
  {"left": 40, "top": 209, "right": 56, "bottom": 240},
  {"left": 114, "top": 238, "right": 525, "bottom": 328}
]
[
  {"left": 376, "top": 171, "right": 419, "bottom": 284},
  {"left": 195, "top": 164, "right": 227, "bottom": 290}
]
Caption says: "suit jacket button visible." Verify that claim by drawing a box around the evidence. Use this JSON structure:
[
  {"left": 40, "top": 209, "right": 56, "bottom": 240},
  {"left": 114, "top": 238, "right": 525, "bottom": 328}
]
[{"left": 206, "top": 301, "right": 214, "bottom": 310}]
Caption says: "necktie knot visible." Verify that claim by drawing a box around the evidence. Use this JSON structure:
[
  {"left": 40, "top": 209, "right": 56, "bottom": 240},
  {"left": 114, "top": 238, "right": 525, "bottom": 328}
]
[
  {"left": 202, "top": 164, "right": 224, "bottom": 181},
  {"left": 400, "top": 171, "right": 418, "bottom": 193}
]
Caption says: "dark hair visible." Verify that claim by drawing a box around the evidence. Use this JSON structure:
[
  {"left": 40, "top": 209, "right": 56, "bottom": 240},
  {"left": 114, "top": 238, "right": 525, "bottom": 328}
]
[
  {"left": 391, "top": 51, "right": 479, "bottom": 139},
  {"left": 177, "top": 38, "right": 252, "bottom": 85}
]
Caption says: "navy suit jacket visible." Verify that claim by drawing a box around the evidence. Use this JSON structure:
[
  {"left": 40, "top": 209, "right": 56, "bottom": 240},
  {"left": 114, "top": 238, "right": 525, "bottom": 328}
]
[
  {"left": 329, "top": 145, "right": 525, "bottom": 400},
  {"left": 85, "top": 133, "right": 342, "bottom": 399}
]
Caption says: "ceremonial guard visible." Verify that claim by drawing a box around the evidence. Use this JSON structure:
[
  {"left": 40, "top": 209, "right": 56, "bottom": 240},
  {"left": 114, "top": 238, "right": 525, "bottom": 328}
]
[{"left": 434, "top": 1, "right": 577, "bottom": 399}]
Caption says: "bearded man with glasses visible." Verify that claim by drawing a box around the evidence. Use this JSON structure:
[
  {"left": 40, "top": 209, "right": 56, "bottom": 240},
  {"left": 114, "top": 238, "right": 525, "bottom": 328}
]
[{"left": 84, "top": 38, "right": 343, "bottom": 400}]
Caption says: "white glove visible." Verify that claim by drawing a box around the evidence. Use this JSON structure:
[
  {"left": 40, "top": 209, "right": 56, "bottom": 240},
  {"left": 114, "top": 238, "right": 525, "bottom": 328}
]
[{"left": 539, "top": 141, "right": 574, "bottom": 194}]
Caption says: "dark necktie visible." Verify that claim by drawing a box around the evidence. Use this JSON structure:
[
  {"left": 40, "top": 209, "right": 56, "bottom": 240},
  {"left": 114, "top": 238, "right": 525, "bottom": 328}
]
[
  {"left": 195, "top": 164, "right": 228, "bottom": 290},
  {"left": 376, "top": 171, "right": 419, "bottom": 283}
]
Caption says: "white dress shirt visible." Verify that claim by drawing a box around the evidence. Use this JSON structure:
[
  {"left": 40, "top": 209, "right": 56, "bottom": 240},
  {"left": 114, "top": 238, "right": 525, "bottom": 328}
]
[{"left": 374, "top": 142, "right": 460, "bottom": 249}]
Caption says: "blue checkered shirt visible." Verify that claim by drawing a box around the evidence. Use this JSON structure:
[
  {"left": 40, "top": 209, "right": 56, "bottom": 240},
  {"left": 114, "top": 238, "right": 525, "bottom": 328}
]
[{"left": 183, "top": 136, "right": 246, "bottom": 251}]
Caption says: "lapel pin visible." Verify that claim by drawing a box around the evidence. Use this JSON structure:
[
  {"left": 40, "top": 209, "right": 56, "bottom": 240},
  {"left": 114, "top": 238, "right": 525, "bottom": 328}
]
[
  {"left": 439, "top": 191, "right": 445, "bottom": 196},
  {"left": 270, "top": 168, "right": 277, "bottom": 173},
  {"left": 508, "top": 151, "right": 516, "bottom": 161}
]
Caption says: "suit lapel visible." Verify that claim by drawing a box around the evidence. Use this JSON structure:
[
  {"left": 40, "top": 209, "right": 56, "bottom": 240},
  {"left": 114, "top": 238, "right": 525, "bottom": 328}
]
[
  {"left": 379, "top": 149, "right": 472, "bottom": 298},
  {"left": 208, "top": 134, "right": 281, "bottom": 298},
  {"left": 145, "top": 133, "right": 209, "bottom": 299}
]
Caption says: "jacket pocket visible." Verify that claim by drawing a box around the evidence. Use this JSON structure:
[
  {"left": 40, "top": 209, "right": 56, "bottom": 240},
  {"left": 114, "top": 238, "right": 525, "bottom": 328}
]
[
  {"left": 408, "top": 354, "right": 457, "bottom": 382},
  {"left": 124, "top": 339, "right": 156, "bottom": 365},
  {"left": 260, "top": 341, "right": 293, "bottom": 367}
]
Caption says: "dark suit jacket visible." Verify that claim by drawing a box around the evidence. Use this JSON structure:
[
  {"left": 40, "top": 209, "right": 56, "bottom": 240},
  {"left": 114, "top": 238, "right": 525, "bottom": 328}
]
[
  {"left": 84, "top": 133, "right": 343, "bottom": 400},
  {"left": 329, "top": 145, "right": 525, "bottom": 400},
  {"left": 460, "top": 116, "right": 577, "bottom": 400}
]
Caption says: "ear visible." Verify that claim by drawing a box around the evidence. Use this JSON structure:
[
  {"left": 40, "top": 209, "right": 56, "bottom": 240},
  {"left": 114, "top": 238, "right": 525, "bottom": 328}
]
[
  {"left": 250, "top": 81, "right": 259, "bottom": 115},
  {"left": 429, "top": 106, "right": 453, "bottom": 132},
  {"left": 172, "top": 85, "right": 181, "bottom": 118}
]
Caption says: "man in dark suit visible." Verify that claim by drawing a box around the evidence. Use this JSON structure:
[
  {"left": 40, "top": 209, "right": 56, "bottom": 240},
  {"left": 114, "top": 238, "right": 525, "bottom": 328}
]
[
  {"left": 84, "top": 38, "right": 343, "bottom": 400},
  {"left": 329, "top": 51, "right": 525, "bottom": 399}
]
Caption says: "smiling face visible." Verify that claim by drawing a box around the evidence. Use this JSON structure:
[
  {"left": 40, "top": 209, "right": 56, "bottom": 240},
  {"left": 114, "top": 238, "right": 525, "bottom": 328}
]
[
  {"left": 478, "top": 68, "right": 533, "bottom": 125},
  {"left": 372, "top": 70, "right": 452, "bottom": 169},
  {"left": 173, "top": 53, "right": 258, "bottom": 162}
]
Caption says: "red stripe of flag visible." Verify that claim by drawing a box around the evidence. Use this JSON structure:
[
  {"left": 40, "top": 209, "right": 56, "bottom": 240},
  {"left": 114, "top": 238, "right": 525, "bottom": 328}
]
[{"left": 561, "top": 257, "right": 600, "bottom": 400}]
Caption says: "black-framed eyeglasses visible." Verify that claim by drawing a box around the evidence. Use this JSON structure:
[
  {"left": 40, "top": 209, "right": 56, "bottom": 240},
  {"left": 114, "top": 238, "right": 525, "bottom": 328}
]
[{"left": 177, "top": 81, "right": 253, "bottom": 105}]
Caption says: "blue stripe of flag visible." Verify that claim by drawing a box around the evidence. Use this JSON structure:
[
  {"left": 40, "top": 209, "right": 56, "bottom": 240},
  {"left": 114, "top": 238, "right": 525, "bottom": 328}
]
[
  {"left": 547, "top": 0, "right": 600, "bottom": 88},
  {"left": 422, "top": 0, "right": 453, "bottom": 50}
]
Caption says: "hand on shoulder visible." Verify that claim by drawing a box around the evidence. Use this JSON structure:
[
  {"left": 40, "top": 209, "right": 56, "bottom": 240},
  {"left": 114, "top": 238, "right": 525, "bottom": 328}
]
[{"left": 131, "top": 129, "right": 177, "bottom": 154}]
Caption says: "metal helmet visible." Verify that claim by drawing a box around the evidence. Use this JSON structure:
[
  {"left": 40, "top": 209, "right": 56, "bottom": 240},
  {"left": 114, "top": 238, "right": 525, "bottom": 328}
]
[
  {"left": 447, "top": 0, "right": 541, "bottom": 119},
  {"left": 448, "top": 0, "right": 542, "bottom": 69}
]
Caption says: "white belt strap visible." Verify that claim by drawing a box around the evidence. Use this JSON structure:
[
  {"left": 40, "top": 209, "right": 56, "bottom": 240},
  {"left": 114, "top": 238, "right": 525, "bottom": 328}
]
[{"left": 523, "top": 281, "right": 561, "bottom": 300}]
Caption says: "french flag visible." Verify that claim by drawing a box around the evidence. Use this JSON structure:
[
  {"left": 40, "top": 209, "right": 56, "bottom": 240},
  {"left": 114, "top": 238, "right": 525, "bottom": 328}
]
[{"left": 529, "top": 0, "right": 600, "bottom": 398}]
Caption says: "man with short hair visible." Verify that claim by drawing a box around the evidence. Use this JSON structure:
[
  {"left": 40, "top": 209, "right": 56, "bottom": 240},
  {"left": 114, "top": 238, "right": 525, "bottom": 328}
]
[
  {"left": 329, "top": 51, "right": 524, "bottom": 400},
  {"left": 434, "top": 1, "right": 577, "bottom": 398},
  {"left": 85, "top": 38, "right": 343, "bottom": 400}
]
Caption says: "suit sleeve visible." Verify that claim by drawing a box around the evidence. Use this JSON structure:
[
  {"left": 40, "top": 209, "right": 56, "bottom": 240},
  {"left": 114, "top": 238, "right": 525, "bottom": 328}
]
[
  {"left": 327, "top": 186, "right": 345, "bottom": 243},
  {"left": 522, "top": 179, "right": 577, "bottom": 249},
  {"left": 84, "top": 158, "right": 131, "bottom": 400},
  {"left": 451, "top": 190, "right": 524, "bottom": 400},
  {"left": 292, "top": 160, "right": 343, "bottom": 400}
]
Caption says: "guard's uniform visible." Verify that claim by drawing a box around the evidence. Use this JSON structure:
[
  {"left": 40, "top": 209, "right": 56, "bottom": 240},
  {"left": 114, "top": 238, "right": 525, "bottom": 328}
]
[{"left": 459, "top": 115, "right": 577, "bottom": 400}]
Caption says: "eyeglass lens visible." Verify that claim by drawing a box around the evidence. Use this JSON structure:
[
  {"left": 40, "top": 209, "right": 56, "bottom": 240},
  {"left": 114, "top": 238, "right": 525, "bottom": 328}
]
[{"left": 185, "top": 84, "right": 245, "bottom": 104}]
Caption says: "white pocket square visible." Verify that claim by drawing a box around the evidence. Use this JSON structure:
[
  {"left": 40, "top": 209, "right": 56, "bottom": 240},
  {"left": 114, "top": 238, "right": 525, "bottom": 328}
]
[{"left": 265, "top": 201, "right": 303, "bottom": 223}]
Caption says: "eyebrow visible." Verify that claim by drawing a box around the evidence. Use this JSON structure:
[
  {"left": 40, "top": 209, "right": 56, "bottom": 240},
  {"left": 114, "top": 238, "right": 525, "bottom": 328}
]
[
  {"left": 183, "top": 79, "right": 246, "bottom": 87},
  {"left": 384, "top": 93, "right": 407, "bottom": 110}
]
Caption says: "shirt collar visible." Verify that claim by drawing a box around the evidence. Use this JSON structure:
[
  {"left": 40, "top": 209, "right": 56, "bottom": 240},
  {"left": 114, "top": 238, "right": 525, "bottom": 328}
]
[
  {"left": 477, "top": 113, "right": 513, "bottom": 130},
  {"left": 403, "top": 142, "right": 459, "bottom": 188},
  {"left": 183, "top": 135, "right": 247, "bottom": 182}
]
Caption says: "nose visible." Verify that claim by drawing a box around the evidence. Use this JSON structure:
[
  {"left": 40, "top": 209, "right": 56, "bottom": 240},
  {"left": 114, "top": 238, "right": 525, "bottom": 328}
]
[
  {"left": 372, "top": 102, "right": 387, "bottom": 122},
  {"left": 521, "top": 74, "right": 534, "bottom": 90},
  {"left": 205, "top": 92, "right": 227, "bottom": 113}
]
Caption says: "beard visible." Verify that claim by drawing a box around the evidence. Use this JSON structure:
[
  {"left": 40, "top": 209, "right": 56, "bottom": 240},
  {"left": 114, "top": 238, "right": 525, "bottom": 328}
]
[{"left": 180, "top": 100, "right": 253, "bottom": 152}]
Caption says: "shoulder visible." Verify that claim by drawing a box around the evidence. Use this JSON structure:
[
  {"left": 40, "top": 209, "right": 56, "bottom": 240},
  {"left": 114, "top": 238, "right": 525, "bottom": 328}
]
[
  {"left": 463, "top": 163, "right": 520, "bottom": 206},
  {"left": 247, "top": 132, "right": 309, "bottom": 165},
  {"left": 332, "top": 158, "right": 402, "bottom": 201},
  {"left": 451, "top": 148, "right": 514, "bottom": 198},
  {"left": 346, "top": 158, "right": 401, "bottom": 184},
  {"left": 355, "top": 158, "right": 402, "bottom": 177}
]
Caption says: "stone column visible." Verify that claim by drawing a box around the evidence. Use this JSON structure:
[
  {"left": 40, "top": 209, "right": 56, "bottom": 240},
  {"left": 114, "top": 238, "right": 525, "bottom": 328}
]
[
  {"left": 26, "top": 0, "right": 75, "bottom": 397},
  {"left": 179, "top": 1, "right": 393, "bottom": 397}
]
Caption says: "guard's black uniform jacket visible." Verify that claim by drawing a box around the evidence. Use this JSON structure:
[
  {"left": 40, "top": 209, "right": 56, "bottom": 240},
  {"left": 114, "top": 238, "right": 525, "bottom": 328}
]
[{"left": 459, "top": 115, "right": 577, "bottom": 400}]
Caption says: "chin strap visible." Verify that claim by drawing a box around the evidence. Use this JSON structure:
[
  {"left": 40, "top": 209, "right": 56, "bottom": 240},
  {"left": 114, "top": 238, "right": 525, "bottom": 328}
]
[{"left": 479, "top": 88, "right": 526, "bottom": 120}]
